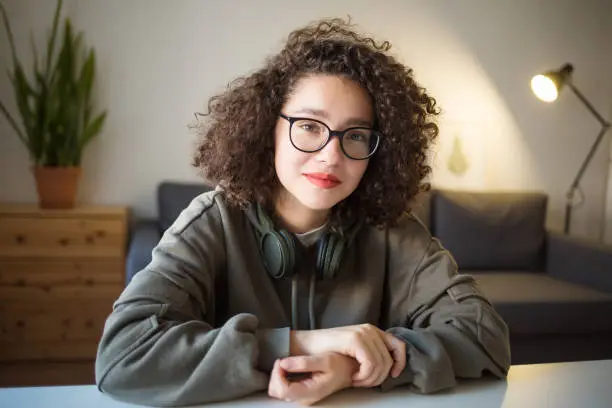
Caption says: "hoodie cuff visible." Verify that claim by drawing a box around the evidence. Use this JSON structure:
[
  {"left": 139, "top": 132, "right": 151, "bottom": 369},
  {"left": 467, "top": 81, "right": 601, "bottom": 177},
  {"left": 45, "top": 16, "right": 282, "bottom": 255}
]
[
  {"left": 380, "top": 328, "right": 415, "bottom": 392},
  {"left": 380, "top": 367, "right": 414, "bottom": 392},
  {"left": 256, "top": 327, "right": 291, "bottom": 372}
]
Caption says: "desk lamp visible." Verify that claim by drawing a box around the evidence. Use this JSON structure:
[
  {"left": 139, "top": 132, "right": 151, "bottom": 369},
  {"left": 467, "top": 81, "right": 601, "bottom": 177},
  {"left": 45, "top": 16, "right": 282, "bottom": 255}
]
[{"left": 531, "top": 63, "right": 611, "bottom": 234}]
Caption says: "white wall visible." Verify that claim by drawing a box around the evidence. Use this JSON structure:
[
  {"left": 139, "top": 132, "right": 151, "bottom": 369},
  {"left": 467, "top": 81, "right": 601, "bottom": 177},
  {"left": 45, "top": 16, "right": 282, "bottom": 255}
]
[{"left": 1, "top": 0, "right": 612, "bottom": 241}]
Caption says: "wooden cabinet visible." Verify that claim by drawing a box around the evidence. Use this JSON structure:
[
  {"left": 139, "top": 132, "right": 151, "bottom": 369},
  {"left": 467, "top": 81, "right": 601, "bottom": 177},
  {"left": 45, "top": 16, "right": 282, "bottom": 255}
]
[{"left": 0, "top": 204, "right": 127, "bottom": 364}]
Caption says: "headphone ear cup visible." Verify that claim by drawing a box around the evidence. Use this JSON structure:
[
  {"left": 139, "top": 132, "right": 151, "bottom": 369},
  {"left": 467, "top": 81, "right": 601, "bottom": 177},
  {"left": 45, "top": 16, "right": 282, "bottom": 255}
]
[
  {"left": 278, "top": 229, "right": 298, "bottom": 277},
  {"left": 326, "top": 235, "right": 346, "bottom": 280},
  {"left": 316, "top": 234, "right": 329, "bottom": 280},
  {"left": 317, "top": 233, "right": 347, "bottom": 281},
  {"left": 256, "top": 204, "right": 298, "bottom": 279},
  {"left": 260, "top": 230, "right": 290, "bottom": 279}
]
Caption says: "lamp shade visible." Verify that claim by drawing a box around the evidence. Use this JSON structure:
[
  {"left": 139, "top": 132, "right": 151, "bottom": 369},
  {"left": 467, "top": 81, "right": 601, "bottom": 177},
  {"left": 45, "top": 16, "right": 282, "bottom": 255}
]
[{"left": 531, "top": 63, "right": 574, "bottom": 102}]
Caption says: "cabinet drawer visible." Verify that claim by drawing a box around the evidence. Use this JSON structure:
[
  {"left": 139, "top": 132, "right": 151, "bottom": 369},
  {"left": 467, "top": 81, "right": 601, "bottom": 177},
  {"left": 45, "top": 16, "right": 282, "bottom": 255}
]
[
  {"left": 0, "top": 302, "right": 112, "bottom": 343},
  {"left": 0, "top": 259, "right": 124, "bottom": 286},
  {"left": 0, "top": 217, "right": 126, "bottom": 258},
  {"left": 0, "top": 299, "right": 118, "bottom": 314},
  {"left": 0, "top": 300, "right": 115, "bottom": 361},
  {"left": 0, "top": 283, "right": 122, "bottom": 302},
  {"left": 0, "top": 340, "right": 99, "bottom": 361}
]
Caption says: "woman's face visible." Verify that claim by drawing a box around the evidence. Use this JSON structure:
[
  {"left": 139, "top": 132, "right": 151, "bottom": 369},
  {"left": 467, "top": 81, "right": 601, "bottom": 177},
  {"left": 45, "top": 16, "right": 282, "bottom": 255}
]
[{"left": 274, "top": 74, "right": 373, "bottom": 214}]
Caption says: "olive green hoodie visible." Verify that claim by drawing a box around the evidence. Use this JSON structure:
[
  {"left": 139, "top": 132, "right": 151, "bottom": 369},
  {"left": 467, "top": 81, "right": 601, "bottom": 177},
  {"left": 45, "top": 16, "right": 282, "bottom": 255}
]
[{"left": 95, "top": 188, "right": 510, "bottom": 406}]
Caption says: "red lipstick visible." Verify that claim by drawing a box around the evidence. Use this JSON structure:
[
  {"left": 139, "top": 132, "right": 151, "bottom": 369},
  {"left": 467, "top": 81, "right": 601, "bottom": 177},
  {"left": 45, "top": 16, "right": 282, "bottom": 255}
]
[{"left": 304, "top": 173, "right": 342, "bottom": 189}]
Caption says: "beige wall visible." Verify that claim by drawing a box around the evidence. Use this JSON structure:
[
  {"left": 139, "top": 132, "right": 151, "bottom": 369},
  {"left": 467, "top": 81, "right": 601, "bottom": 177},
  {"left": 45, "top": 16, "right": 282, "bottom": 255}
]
[
  {"left": 1, "top": 0, "right": 611, "bottom": 241},
  {"left": 606, "top": 94, "right": 612, "bottom": 244}
]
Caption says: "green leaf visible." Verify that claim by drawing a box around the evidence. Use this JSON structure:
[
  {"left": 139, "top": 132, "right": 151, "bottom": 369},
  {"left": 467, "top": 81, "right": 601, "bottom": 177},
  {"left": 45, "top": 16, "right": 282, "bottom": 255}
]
[
  {"left": 30, "top": 30, "right": 39, "bottom": 74},
  {"left": 44, "top": 0, "right": 62, "bottom": 80},
  {"left": 80, "top": 111, "right": 106, "bottom": 148},
  {"left": 10, "top": 64, "right": 35, "bottom": 143},
  {"left": 0, "top": 98, "right": 28, "bottom": 147},
  {"left": 79, "top": 50, "right": 94, "bottom": 102},
  {"left": 75, "top": 111, "right": 106, "bottom": 163},
  {"left": 0, "top": 1, "right": 19, "bottom": 67}
]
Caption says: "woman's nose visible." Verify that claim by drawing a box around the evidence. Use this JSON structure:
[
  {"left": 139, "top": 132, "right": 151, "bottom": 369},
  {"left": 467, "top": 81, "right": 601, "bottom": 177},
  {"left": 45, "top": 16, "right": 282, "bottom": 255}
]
[{"left": 315, "top": 135, "right": 344, "bottom": 165}]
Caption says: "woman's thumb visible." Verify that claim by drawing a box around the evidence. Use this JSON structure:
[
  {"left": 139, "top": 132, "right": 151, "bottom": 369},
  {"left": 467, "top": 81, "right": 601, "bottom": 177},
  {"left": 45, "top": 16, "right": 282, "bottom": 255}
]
[{"left": 279, "top": 355, "right": 323, "bottom": 373}]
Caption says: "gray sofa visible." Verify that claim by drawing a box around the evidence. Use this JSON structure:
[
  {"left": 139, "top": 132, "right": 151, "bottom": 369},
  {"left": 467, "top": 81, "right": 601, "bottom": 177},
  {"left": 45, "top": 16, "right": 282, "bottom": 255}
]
[{"left": 126, "top": 181, "right": 612, "bottom": 365}]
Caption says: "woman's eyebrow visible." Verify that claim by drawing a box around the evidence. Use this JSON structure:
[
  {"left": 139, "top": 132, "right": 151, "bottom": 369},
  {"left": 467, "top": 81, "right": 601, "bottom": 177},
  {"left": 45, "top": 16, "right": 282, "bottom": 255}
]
[{"left": 293, "top": 107, "right": 373, "bottom": 127}]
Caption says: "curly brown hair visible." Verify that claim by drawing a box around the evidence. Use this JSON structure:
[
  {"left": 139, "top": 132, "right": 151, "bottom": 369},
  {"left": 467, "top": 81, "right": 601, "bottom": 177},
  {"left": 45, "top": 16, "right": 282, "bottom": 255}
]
[{"left": 193, "top": 17, "right": 440, "bottom": 229}]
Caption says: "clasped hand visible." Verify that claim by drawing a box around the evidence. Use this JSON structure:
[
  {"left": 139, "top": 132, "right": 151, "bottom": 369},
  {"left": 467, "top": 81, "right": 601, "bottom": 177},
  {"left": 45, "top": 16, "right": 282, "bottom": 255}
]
[{"left": 268, "top": 324, "right": 406, "bottom": 405}]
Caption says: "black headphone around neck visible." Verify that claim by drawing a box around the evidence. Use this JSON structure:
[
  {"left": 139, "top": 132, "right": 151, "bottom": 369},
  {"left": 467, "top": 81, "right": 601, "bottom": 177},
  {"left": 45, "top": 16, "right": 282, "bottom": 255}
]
[{"left": 253, "top": 204, "right": 358, "bottom": 281}]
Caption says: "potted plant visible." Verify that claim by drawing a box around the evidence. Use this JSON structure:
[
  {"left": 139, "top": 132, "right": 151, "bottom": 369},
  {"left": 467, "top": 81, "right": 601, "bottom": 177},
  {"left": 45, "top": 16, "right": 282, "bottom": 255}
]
[{"left": 0, "top": 0, "right": 107, "bottom": 208}]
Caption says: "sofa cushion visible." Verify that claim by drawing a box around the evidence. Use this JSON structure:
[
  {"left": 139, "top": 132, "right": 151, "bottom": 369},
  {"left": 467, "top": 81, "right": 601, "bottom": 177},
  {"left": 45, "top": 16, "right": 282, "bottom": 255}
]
[
  {"left": 431, "top": 190, "right": 547, "bottom": 270},
  {"left": 547, "top": 231, "right": 612, "bottom": 294},
  {"left": 468, "top": 271, "right": 612, "bottom": 335},
  {"left": 158, "top": 181, "right": 213, "bottom": 232}
]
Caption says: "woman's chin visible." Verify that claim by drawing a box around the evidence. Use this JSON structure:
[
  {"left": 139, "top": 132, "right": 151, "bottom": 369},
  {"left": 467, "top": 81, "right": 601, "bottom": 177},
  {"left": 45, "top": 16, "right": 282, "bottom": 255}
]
[{"left": 296, "top": 195, "right": 343, "bottom": 212}]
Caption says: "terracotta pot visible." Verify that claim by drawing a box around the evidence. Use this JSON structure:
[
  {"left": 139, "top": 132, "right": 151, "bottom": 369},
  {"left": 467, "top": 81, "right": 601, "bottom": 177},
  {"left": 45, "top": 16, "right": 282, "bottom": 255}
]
[{"left": 32, "top": 166, "right": 82, "bottom": 209}]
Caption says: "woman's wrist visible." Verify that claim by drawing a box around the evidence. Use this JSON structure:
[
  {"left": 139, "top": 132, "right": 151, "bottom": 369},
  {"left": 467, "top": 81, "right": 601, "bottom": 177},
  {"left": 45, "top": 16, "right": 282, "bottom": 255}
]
[{"left": 290, "top": 330, "right": 308, "bottom": 355}]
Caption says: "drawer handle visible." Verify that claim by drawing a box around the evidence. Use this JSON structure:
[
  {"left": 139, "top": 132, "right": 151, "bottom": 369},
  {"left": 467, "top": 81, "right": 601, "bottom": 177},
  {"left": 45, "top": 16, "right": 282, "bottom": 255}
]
[
  {"left": 15, "top": 234, "right": 26, "bottom": 244},
  {"left": 58, "top": 238, "right": 70, "bottom": 246},
  {"left": 16, "top": 320, "right": 25, "bottom": 328}
]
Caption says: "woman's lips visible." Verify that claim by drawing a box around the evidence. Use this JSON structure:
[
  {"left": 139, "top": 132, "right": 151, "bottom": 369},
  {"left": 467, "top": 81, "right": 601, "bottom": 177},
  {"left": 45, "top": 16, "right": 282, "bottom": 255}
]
[{"left": 304, "top": 173, "right": 342, "bottom": 189}]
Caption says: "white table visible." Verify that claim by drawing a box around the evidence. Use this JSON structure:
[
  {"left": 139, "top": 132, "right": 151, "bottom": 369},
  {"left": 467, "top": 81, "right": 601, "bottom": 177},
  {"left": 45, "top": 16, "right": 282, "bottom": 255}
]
[{"left": 1, "top": 359, "right": 611, "bottom": 408}]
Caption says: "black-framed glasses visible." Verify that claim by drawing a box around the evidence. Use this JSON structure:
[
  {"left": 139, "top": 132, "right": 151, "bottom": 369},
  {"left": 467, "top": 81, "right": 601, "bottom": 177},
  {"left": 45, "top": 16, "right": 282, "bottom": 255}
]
[{"left": 279, "top": 113, "right": 381, "bottom": 160}]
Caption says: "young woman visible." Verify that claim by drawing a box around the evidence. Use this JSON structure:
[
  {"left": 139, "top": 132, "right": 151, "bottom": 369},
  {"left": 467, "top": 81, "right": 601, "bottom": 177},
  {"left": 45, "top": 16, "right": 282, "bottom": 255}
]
[{"left": 95, "top": 18, "right": 510, "bottom": 407}]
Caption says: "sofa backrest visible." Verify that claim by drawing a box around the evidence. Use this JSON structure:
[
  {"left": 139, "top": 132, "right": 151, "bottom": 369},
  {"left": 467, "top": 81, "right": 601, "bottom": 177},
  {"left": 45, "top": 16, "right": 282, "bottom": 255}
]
[
  {"left": 156, "top": 182, "right": 548, "bottom": 272},
  {"left": 158, "top": 181, "right": 214, "bottom": 232},
  {"left": 428, "top": 189, "right": 548, "bottom": 271}
]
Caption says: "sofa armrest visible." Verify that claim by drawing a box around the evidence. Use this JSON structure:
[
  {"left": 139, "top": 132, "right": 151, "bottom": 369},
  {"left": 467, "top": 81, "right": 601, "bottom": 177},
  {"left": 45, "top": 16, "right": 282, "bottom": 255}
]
[
  {"left": 125, "top": 220, "right": 160, "bottom": 285},
  {"left": 546, "top": 231, "right": 612, "bottom": 293}
]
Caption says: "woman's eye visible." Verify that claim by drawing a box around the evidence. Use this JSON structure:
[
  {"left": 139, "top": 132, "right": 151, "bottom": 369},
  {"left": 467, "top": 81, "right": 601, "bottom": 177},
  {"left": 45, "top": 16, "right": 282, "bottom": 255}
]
[
  {"left": 347, "top": 131, "right": 368, "bottom": 142},
  {"left": 300, "top": 122, "right": 321, "bottom": 132}
]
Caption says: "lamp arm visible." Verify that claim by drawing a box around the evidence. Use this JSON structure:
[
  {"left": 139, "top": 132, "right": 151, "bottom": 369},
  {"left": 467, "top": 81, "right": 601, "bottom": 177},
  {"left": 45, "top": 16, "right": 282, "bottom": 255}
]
[
  {"left": 567, "top": 123, "right": 611, "bottom": 195},
  {"left": 558, "top": 81, "right": 610, "bottom": 234},
  {"left": 568, "top": 83, "right": 610, "bottom": 127},
  {"left": 566, "top": 82, "right": 611, "bottom": 196},
  {"left": 564, "top": 121, "right": 610, "bottom": 233}
]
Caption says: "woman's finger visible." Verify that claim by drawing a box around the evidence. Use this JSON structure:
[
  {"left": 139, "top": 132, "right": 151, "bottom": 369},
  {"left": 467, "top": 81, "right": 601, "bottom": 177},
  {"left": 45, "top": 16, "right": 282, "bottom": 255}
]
[
  {"left": 351, "top": 329, "right": 383, "bottom": 385},
  {"left": 381, "top": 332, "right": 407, "bottom": 378},
  {"left": 268, "top": 360, "right": 290, "bottom": 400},
  {"left": 280, "top": 355, "right": 324, "bottom": 373},
  {"left": 354, "top": 330, "right": 387, "bottom": 387},
  {"left": 370, "top": 330, "right": 393, "bottom": 386},
  {"left": 350, "top": 338, "right": 378, "bottom": 383}
]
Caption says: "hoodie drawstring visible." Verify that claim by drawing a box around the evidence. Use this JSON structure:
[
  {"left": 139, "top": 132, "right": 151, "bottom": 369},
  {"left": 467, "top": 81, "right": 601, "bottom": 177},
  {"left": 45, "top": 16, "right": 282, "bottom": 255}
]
[
  {"left": 290, "top": 267, "right": 317, "bottom": 331},
  {"left": 308, "top": 270, "right": 317, "bottom": 331}
]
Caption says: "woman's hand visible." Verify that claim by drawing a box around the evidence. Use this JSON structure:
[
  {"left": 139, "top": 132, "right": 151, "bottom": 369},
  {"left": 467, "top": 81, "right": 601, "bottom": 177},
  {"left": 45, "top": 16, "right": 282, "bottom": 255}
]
[
  {"left": 290, "top": 324, "right": 406, "bottom": 388},
  {"left": 268, "top": 352, "right": 358, "bottom": 406}
]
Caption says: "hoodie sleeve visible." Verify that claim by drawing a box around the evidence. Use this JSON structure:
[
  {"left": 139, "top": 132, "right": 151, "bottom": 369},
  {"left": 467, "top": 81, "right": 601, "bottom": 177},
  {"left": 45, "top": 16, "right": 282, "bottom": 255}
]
[
  {"left": 95, "top": 196, "right": 290, "bottom": 407},
  {"left": 379, "top": 218, "right": 511, "bottom": 393}
]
